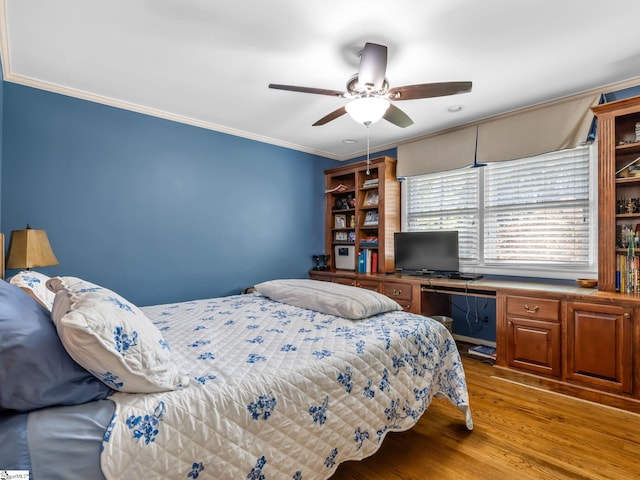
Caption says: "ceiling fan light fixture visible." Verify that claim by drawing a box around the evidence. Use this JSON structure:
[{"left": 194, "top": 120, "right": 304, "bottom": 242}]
[{"left": 345, "top": 96, "right": 390, "bottom": 125}]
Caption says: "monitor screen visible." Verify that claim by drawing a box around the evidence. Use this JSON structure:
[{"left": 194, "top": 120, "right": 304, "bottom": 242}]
[{"left": 394, "top": 231, "right": 459, "bottom": 274}]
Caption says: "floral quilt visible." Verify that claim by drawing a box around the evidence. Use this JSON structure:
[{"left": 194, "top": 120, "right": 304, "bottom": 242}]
[{"left": 101, "top": 293, "right": 472, "bottom": 479}]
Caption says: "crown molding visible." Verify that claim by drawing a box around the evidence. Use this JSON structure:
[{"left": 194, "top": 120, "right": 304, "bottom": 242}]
[{"left": 5, "top": 71, "right": 348, "bottom": 160}]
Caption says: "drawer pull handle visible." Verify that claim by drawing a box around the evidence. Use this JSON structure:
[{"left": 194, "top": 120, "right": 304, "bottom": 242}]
[
  {"left": 624, "top": 312, "right": 631, "bottom": 319},
  {"left": 392, "top": 289, "right": 402, "bottom": 296},
  {"left": 524, "top": 304, "right": 539, "bottom": 314}
]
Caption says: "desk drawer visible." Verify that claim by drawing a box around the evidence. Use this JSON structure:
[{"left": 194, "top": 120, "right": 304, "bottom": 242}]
[
  {"left": 383, "top": 282, "right": 412, "bottom": 302},
  {"left": 506, "top": 295, "right": 559, "bottom": 321}
]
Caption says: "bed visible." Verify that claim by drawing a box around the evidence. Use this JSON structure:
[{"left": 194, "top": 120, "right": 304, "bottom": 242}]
[{"left": 0, "top": 246, "right": 472, "bottom": 479}]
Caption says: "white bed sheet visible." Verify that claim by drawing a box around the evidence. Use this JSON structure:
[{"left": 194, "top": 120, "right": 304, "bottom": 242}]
[{"left": 101, "top": 293, "right": 472, "bottom": 479}]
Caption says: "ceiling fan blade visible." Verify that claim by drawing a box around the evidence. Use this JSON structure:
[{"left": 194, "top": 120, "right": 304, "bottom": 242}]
[
  {"left": 388, "top": 81, "right": 472, "bottom": 100},
  {"left": 313, "top": 106, "right": 348, "bottom": 126},
  {"left": 383, "top": 104, "right": 414, "bottom": 128},
  {"left": 358, "top": 43, "right": 387, "bottom": 91},
  {"left": 269, "top": 84, "right": 345, "bottom": 97}
]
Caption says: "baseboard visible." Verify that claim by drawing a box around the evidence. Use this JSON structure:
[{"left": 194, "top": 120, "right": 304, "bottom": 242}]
[
  {"left": 453, "top": 334, "right": 496, "bottom": 348},
  {"left": 493, "top": 365, "right": 640, "bottom": 414}
]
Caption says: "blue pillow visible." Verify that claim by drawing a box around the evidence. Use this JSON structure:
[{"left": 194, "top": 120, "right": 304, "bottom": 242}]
[{"left": 0, "top": 280, "right": 112, "bottom": 412}]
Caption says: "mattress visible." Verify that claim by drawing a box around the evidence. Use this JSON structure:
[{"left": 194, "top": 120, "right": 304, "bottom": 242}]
[{"left": 0, "top": 399, "right": 115, "bottom": 479}]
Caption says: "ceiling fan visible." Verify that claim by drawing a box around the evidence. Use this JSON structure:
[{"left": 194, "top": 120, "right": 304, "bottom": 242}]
[{"left": 269, "top": 42, "right": 472, "bottom": 128}]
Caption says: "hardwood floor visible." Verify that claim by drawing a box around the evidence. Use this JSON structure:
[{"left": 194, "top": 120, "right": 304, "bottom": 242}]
[{"left": 332, "top": 356, "right": 640, "bottom": 479}]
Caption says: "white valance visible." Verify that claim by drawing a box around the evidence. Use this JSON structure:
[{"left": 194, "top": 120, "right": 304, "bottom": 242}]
[
  {"left": 475, "top": 93, "right": 599, "bottom": 164},
  {"left": 397, "top": 126, "right": 476, "bottom": 178}
]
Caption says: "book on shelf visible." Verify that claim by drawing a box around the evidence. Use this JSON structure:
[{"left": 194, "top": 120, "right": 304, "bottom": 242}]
[
  {"left": 360, "top": 236, "right": 378, "bottom": 247},
  {"left": 357, "top": 248, "right": 378, "bottom": 273},
  {"left": 468, "top": 345, "right": 496, "bottom": 360},
  {"left": 358, "top": 250, "right": 366, "bottom": 273},
  {"left": 362, "top": 178, "right": 379, "bottom": 188},
  {"left": 616, "top": 253, "right": 640, "bottom": 293},
  {"left": 325, "top": 184, "right": 349, "bottom": 194}
]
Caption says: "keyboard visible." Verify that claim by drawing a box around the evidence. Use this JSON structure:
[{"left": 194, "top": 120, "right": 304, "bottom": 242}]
[{"left": 448, "top": 273, "right": 484, "bottom": 281}]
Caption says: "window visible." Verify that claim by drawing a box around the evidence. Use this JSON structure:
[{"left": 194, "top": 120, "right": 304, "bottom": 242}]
[
  {"left": 402, "top": 144, "right": 596, "bottom": 279},
  {"left": 404, "top": 167, "right": 480, "bottom": 262}
]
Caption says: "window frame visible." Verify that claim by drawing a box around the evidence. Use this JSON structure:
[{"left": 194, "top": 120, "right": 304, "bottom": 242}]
[{"left": 400, "top": 143, "right": 598, "bottom": 280}]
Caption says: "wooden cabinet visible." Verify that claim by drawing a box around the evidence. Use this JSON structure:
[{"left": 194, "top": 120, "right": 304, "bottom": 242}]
[
  {"left": 382, "top": 281, "right": 414, "bottom": 312},
  {"left": 593, "top": 96, "right": 640, "bottom": 293},
  {"left": 564, "top": 301, "right": 633, "bottom": 393},
  {"left": 501, "top": 294, "right": 561, "bottom": 377},
  {"left": 324, "top": 156, "right": 399, "bottom": 273},
  {"left": 308, "top": 271, "right": 640, "bottom": 410},
  {"left": 497, "top": 291, "right": 638, "bottom": 407}
]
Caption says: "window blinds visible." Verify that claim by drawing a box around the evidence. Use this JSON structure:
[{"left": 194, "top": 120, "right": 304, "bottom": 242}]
[
  {"left": 484, "top": 146, "right": 591, "bottom": 265},
  {"left": 405, "top": 168, "right": 480, "bottom": 262}
]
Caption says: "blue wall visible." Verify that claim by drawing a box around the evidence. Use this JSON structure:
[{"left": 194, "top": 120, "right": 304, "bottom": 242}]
[
  {"left": 0, "top": 59, "right": 3, "bottom": 227},
  {"left": 451, "top": 294, "right": 496, "bottom": 343},
  {"left": 1, "top": 83, "right": 339, "bottom": 305}
]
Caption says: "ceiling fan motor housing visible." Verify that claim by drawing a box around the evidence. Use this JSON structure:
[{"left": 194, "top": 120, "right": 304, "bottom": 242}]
[{"left": 347, "top": 74, "right": 389, "bottom": 97}]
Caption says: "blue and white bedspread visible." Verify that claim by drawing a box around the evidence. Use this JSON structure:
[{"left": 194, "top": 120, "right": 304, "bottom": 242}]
[{"left": 101, "top": 293, "right": 472, "bottom": 480}]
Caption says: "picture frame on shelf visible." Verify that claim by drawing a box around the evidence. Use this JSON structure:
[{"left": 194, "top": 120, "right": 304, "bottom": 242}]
[
  {"left": 347, "top": 231, "right": 356, "bottom": 243},
  {"left": 363, "top": 210, "right": 379, "bottom": 226},
  {"left": 335, "top": 231, "right": 348, "bottom": 242},
  {"left": 334, "top": 214, "right": 347, "bottom": 228},
  {"left": 363, "top": 190, "right": 379, "bottom": 206}
]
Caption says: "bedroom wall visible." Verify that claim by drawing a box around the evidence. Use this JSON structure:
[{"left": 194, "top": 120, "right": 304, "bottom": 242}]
[
  {"left": 0, "top": 59, "right": 4, "bottom": 228},
  {"left": 1, "top": 83, "right": 339, "bottom": 306}
]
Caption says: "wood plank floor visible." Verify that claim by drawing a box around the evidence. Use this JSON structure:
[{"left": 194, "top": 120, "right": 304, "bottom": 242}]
[{"left": 332, "top": 356, "right": 640, "bottom": 479}]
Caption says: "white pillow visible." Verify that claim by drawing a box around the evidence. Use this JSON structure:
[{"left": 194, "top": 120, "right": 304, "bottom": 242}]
[
  {"left": 10, "top": 270, "right": 56, "bottom": 310},
  {"left": 254, "top": 279, "right": 402, "bottom": 320},
  {"left": 47, "top": 276, "right": 188, "bottom": 393}
]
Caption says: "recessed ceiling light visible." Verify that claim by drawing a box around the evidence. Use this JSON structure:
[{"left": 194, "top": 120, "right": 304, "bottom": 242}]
[
  {"left": 342, "top": 139, "right": 358, "bottom": 144},
  {"left": 447, "top": 105, "right": 464, "bottom": 113}
]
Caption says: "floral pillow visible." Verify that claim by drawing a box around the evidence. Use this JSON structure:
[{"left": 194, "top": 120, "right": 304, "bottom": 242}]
[
  {"left": 10, "top": 270, "right": 56, "bottom": 310},
  {"left": 47, "top": 276, "right": 188, "bottom": 393}
]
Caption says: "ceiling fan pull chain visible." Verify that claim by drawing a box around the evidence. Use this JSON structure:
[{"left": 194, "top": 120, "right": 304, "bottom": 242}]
[{"left": 366, "top": 123, "right": 371, "bottom": 175}]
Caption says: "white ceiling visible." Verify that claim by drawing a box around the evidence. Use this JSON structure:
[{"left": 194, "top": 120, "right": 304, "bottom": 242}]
[{"left": 2, "top": 0, "right": 640, "bottom": 160}]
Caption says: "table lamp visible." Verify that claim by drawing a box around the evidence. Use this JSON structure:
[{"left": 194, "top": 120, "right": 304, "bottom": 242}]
[{"left": 6, "top": 224, "right": 59, "bottom": 271}]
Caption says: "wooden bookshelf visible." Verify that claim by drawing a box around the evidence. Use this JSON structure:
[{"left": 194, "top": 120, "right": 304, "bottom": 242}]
[
  {"left": 323, "top": 156, "right": 399, "bottom": 273},
  {"left": 593, "top": 95, "right": 640, "bottom": 292}
]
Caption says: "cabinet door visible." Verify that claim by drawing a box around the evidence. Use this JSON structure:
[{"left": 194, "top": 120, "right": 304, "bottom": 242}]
[
  {"left": 564, "top": 302, "right": 633, "bottom": 393},
  {"left": 506, "top": 316, "right": 561, "bottom": 377}
]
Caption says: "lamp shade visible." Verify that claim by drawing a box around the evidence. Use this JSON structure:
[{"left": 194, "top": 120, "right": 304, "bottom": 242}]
[
  {"left": 345, "top": 96, "right": 390, "bottom": 125},
  {"left": 6, "top": 226, "right": 59, "bottom": 270}
]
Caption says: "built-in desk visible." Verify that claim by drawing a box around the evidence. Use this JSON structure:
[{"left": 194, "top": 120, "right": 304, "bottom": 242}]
[{"left": 309, "top": 270, "right": 640, "bottom": 412}]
